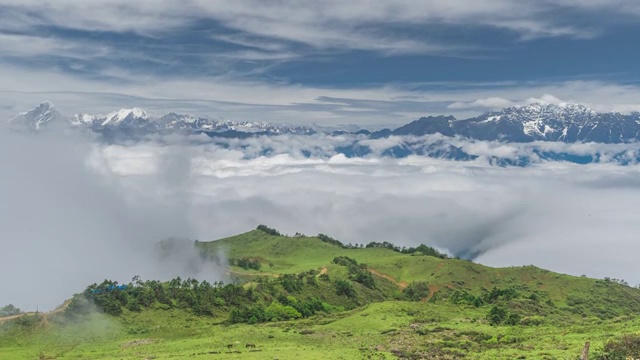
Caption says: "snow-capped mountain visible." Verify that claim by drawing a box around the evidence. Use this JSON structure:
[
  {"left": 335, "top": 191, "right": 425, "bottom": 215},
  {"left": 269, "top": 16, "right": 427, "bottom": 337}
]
[
  {"left": 9, "top": 102, "right": 316, "bottom": 136},
  {"left": 7, "top": 101, "right": 640, "bottom": 144},
  {"left": 5, "top": 101, "right": 640, "bottom": 166},
  {"left": 391, "top": 103, "right": 640, "bottom": 143},
  {"left": 8, "top": 101, "right": 70, "bottom": 130}
]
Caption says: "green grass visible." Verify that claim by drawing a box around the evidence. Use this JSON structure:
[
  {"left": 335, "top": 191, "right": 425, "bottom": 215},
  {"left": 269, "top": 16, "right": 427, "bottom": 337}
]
[
  {"left": 3, "top": 228, "right": 640, "bottom": 359},
  {"left": 3, "top": 302, "right": 640, "bottom": 359}
]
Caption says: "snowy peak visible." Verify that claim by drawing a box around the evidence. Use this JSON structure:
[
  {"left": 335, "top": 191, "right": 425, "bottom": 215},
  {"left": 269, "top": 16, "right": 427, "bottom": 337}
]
[
  {"left": 453, "top": 103, "right": 640, "bottom": 143},
  {"left": 502, "top": 103, "right": 595, "bottom": 120},
  {"left": 9, "top": 101, "right": 69, "bottom": 130},
  {"left": 102, "top": 108, "right": 148, "bottom": 126}
]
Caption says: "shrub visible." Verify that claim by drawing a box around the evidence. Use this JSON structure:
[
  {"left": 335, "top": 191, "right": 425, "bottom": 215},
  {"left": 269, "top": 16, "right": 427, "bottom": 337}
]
[
  {"left": 402, "top": 282, "right": 431, "bottom": 301},
  {"left": 597, "top": 334, "right": 640, "bottom": 360},
  {"left": 487, "top": 305, "right": 507, "bottom": 325},
  {"left": 332, "top": 256, "right": 358, "bottom": 267},
  {"left": 505, "top": 313, "right": 521, "bottom": 325},
  {"left": 266, "top": 302, "right": 302, "bottom": 321},
  {"left": 234, "top": 257, "right": 261, "bottom": 271},
  {"left": 519, "top": 316, "right": 544, "bottom": 326},
  {"left": 335, "top": 280, "right": 357, "bottom": 298}
]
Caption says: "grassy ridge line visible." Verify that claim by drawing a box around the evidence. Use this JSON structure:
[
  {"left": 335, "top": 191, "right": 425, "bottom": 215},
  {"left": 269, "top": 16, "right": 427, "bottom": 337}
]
[{"left": 197, "top": 229, "right": 640, "bottom": 311}]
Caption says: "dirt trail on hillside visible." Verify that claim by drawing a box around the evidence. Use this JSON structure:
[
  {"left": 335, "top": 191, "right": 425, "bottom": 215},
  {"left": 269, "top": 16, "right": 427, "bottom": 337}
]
[
  {"left": 433, "top": 261, "right": 445, "bottom": 275},
  {"left": 425, "top": 285, "right": 441, "bottom": 302},
  {"left": 0, "top": 300, "right": 71, "bottom": 325},
  {"left": 368, "top": 269, "right": 408, "bottom": 289},
  {"left": 0, "top": 313, "right": 32, "bottom": 323}
]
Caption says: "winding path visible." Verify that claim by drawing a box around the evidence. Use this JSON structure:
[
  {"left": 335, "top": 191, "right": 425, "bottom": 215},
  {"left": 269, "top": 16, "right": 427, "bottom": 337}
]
[
  {"left": 368, "top": 269, "right": 408, "bottom": 289},
  {"left": 0, "top": 300, "right": 71, "bottom": 325}
]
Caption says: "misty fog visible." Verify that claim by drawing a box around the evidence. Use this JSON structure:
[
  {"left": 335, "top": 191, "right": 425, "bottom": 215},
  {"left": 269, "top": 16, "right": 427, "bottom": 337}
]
[
  {"left": 3, "top": 130, "right": 640, "bottom": 311},
  {"left": 0, "top": 131, "right": 227, "bottom": 311}
]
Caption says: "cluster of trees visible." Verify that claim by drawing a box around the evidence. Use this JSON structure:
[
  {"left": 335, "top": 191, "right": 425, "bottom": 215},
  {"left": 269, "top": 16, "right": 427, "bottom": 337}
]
[
  {"left": 317, "top": 233, "right": 346, "bottom": 248},
  {"left": 68, "top": 269, "right": 363, "bottom": 323},
  {"left": 421, "top": 285, "right": 548, "bottom": 326},
  {"left": 0, "top": 304, "right": 21, "bottom": 317},
  {"left": 478, "top": 286, "right": 546, "bottom": 326},
  {"left": 69, "top": 277, "right": 252, "bottom": 317},
  {"left": 487, "top": 305, "right": 522, "bottom": 326},
  {"left": 256, "top": 225, "right": 282, "bottom": 236},
  {"left": 450, "top": 290, "right": 485, "bottom": 308},
  {"left": 603, "top": 277, "right": 630, "bottom": 287},
  {"left": 332, "top": 256, "right": 376, "bottom": 289},
  {"left": 365, "top": 242, "right": 448, "bottom": 259},
  {"left": 229, "top": 295, "right": 329, "bottom": 324},
  {"left": 318, "top": 234, "right": 448, "bottom": 260},
  {"left": 231, "top": 257, "right": 262, "bottom": 270}
]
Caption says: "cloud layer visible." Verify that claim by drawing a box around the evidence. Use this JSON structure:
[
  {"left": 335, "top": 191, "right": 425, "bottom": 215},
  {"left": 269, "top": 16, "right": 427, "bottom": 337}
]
[{"left": 3, "top": 130, "right": 640, "bottom": 310}]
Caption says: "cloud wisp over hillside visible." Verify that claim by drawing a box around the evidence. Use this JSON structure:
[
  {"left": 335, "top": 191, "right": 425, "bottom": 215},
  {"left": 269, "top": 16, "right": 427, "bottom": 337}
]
[{"left": 0, "top": 131, "right": 227, "bottom": 311}]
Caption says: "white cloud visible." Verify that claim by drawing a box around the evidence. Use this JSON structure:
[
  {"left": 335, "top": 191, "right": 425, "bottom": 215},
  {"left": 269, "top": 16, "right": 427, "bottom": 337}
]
[
  {"left": 0, "top": 0, "right": 637, "bottom": 58},
  {"left": 448, "top": 97, "right": 515, "bottom": 110},
  {"left": 5, "top": 1, "right": 636, "bottom": 38},
  {"left": 525, "top": 94, "right": 564, "bottom": 105}
]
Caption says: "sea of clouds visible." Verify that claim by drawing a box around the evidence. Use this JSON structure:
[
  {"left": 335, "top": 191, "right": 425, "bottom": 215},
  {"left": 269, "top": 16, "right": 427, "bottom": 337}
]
[
  {"left": 179, "top": 132, "right": 640, "bottom": 165},
  {"left": 2, "top": 131, "right": 640, "bottom": 310}
]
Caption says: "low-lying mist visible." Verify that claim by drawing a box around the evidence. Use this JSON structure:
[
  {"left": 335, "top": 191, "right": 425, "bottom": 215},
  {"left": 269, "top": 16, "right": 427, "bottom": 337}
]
[
  {"left": 0, "top": 131, "right": 227, "bottom": 311},
  {"left": 3, "top": 131, "right": 640, "bottom": 311}
]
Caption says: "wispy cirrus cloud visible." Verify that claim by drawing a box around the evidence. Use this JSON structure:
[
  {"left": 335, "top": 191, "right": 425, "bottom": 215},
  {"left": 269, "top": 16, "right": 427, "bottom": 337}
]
[{"left": 0, "top": 0, "right": 637, "bottom": 72}]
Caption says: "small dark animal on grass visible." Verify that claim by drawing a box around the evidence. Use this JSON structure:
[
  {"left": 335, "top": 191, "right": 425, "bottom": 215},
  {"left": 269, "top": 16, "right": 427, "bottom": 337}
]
[
  {"left": 246, "top": 343, "right": 256, "bottom": 348},
  {"left": 227, "top": 344, "right": 233, "bottom": 349}
]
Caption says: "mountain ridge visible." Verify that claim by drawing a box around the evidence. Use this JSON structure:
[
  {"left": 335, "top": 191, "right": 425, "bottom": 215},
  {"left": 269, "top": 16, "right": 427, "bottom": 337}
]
[{"left": 8, "top": 101, "right": 640, "bottom": 144}]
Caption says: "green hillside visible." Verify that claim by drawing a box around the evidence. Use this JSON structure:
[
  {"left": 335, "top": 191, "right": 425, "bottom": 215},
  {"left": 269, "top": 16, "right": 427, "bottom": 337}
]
[
  {"left": 198, "top": 228, "right": 640, "bottom": 318},
  {"left": 2, "top": 226, "right": 640, "bottom": 359}
]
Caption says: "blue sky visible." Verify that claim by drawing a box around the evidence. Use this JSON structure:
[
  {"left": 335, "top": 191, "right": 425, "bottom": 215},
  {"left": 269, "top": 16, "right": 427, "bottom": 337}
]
[{"left": 1, "top": 0, "right": 639, "bottom": 126}]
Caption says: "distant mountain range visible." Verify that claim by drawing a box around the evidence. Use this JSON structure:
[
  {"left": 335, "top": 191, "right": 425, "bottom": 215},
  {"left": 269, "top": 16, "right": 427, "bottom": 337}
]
[
  {"left": 387, "top": 103, "right": 640, "bottom": 143},
  {"left": 8, "top": 101, "right": 640, "bottom": 144},
  {"left": 7, "top": 101, "right": 318, "bottom": 137}
]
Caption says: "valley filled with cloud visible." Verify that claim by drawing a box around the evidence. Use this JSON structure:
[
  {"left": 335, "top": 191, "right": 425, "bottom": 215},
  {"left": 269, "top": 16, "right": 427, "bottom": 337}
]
[{"left": 3, "top": 128, "right": 639, "bottom": 310}]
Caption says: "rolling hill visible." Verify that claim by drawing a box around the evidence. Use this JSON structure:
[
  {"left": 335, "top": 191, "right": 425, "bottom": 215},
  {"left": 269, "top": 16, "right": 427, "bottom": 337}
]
[{"left": 2, "top": 226, "right": 640, "bottom": 359}]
